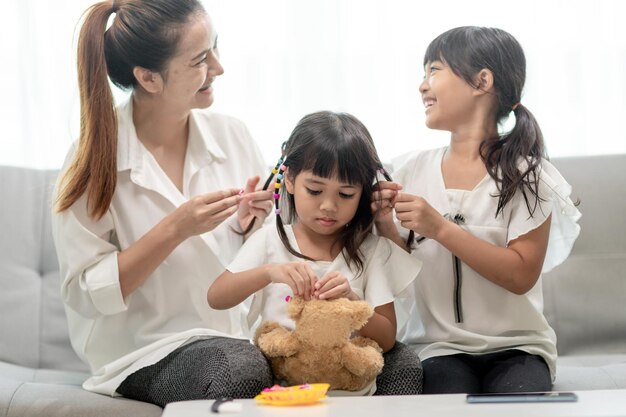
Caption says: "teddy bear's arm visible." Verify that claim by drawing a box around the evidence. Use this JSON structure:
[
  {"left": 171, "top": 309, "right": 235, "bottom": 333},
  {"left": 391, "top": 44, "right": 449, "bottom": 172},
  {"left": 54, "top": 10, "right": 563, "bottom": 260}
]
[
  {"left": 351, "top": 336, "right": 383, "bottom": 352},
  {"left": 256, "top": 324, "right": 301, "bottom": 358},
  {"left": 340, "top": 343, "right": 384, "bottom": 377}
]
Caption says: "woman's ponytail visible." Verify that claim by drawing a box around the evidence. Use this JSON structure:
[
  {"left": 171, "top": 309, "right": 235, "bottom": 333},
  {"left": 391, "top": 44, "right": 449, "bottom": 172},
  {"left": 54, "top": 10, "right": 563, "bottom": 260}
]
[{"left": 56, "top": 1, "right": 118, "bottom": 219}]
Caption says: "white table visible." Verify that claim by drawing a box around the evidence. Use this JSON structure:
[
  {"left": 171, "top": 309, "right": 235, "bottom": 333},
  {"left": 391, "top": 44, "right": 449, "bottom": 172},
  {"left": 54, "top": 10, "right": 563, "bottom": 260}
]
[{"left": 162, "top": 389, "right": 626, "bottom": 417}]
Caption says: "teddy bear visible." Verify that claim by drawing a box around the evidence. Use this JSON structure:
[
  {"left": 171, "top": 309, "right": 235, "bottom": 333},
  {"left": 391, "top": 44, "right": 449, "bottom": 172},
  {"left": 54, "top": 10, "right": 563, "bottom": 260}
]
[{"left": 254, "top": 296, "right": 384, "bottom": 392}]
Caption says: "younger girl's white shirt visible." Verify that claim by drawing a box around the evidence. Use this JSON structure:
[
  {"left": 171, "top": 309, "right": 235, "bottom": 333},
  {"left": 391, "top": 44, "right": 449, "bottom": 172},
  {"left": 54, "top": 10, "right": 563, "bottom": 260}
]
[
  {"left": 393, "top": 147, "right": 581, "bottom": 380},
  {"left": 51, "top": 99, "right": 268, "bottom": 396},
  {"left": 226, "top": 225, "right": 422, "bottom": 332}
]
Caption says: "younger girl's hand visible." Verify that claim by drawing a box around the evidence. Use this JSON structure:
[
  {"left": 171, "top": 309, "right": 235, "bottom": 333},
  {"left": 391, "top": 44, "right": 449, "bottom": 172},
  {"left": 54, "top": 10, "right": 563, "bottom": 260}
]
[
  {"left": 238, "top": 176, "right": 274, "bottom": 232},
  {"left": 170, "top": 188, "right": 243, "bottom": 240},
  {"left": 314, "top": 271, "right": 358, "bottom": 301},
  {"left": 394, "top": 192, "right": 446, "bottom": 239},
  {"left": 266, "top": 262, "right": 317, "bottom": 300}
]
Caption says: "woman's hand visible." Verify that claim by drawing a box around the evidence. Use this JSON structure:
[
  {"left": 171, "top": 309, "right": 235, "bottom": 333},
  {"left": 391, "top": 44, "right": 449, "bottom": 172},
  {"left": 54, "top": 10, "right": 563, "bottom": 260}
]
[
  {"left": 393, "top": 192, "right": 447, "bottom": 240},
  {"left": 266, "top": 262, "right": 317, "bottom": 300},
  {"left": 238, "top": 176, "right": 273, "bottom": 233},
  {"left": 314, "top": 271, "right": 359, "bottom": 301},
  {"left": 169, "top": 188, "right": 243, "bottom": 240}
]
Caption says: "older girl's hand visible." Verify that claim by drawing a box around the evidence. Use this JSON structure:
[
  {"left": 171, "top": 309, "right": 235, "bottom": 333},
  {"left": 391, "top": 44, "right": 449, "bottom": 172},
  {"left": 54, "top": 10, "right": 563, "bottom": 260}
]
[
  {"left": 393, "top": 192, "right": 447, "bottom": 240},
  {"left": 314, "top": 271, "right": 359, "bottom": 301},
  {"left": 238, "top": 176, "right": 274, "bottom": 233},
  {"left": 372, "top": 180, "right": 403, "bottom": 238}
]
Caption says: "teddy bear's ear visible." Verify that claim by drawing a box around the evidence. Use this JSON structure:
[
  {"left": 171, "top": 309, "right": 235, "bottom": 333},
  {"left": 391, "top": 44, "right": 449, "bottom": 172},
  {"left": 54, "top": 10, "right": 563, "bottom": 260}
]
[
  {"left": 351, "top": 300, "right": 374, "bottom": 329},
  {"left": 286, "top": 295, "right": 306, "bottom": 320}
]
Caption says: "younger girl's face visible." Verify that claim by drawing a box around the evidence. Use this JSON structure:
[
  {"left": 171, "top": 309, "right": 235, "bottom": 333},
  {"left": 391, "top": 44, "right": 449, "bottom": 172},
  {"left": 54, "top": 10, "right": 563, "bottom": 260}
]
[
  {"left": 285, "top": 170, "right": 362, "bottom": 237},
  {"left": 419, "top": 59, "right": 478, "bottom": 132}
]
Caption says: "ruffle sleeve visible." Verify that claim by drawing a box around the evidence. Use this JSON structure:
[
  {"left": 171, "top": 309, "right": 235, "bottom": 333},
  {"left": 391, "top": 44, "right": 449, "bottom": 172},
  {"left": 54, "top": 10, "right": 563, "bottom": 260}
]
[
  {"left": 361, "top": 236, "right": 422, "bottom": 308},
  {"left": 507, "top": 159, "right": 581, "bottom": 273}
]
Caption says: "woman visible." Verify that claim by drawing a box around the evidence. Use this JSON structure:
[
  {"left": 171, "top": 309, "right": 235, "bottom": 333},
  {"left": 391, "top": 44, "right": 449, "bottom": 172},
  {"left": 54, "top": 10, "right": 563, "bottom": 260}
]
[{"left": 52, "top": 0, "right": 273, "bottom": 407}]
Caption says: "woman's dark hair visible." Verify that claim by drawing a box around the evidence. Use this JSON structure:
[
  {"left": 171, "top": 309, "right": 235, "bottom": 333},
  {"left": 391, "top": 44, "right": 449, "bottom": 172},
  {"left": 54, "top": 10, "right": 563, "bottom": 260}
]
[
  {"left": 424, "top": 26, "right": 546, "bottom": 217},
  {"left": 56, "top": 0, "right": 206, "bottom": 219},
  {"left": 252, "top": 111, "right": 390, "bottom": 275}
]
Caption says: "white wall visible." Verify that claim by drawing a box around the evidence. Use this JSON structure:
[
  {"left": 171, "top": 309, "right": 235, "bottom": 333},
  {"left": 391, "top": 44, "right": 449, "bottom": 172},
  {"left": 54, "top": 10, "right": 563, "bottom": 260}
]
[{"left": 1, "top": 0, "right": 625, "bottom": 169}]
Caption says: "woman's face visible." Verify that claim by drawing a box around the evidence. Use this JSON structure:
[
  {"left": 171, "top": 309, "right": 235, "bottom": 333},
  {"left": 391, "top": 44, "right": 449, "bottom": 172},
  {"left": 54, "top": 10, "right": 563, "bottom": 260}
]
[{"left": 160, "top": 14, "right": 224, "bottom": 111}]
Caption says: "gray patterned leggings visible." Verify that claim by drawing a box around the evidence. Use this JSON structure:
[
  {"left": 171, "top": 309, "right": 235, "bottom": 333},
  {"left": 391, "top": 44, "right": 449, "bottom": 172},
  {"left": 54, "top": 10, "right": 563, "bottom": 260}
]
[
  {"left": 117, "top": 338, "right": 422, "bottom": 407},
  {"left": 374, "top": 341, "right": 423, "bottom": 395},
  {"left": 117, "top": 337, "right": 273, "bottom": 407}
]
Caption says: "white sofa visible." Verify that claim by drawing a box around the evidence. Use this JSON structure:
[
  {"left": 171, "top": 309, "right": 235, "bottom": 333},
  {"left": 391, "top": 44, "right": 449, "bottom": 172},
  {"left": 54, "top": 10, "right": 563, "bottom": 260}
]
[{"left": 1, "top": 155, "right": 625, "bottom": 416}]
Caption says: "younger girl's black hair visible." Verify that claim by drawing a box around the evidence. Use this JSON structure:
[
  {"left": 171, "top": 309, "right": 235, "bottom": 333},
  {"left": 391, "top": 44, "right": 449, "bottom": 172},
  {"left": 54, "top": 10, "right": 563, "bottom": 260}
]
[
  {"left": 424, "top": 26, "right": 546, "bottom": 217},
  {"left": 244, "top": 111, "right": 404, "bottom": 275}
]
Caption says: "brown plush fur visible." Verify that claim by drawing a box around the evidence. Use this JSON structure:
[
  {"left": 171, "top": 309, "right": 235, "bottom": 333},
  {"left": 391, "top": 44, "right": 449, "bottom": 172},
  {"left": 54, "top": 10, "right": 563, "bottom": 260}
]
[{"left": 254, "top": 296, "right": 384, "bottom": 391}]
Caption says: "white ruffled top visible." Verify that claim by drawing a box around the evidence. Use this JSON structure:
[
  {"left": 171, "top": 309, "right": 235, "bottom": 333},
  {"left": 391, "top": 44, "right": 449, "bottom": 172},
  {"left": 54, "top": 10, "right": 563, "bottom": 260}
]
[
  {"left": 227, "top": 225, "right": 422, "bottom": 331},
  {"left": 392, "top": 147, "right": 581, "bottom": 380}
]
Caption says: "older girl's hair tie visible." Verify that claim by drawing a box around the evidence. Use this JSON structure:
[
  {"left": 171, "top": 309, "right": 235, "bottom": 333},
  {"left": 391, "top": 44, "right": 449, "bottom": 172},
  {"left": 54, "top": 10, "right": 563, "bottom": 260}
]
[{"left": 512, "top": 102, "right": 522, "bottom": 111}]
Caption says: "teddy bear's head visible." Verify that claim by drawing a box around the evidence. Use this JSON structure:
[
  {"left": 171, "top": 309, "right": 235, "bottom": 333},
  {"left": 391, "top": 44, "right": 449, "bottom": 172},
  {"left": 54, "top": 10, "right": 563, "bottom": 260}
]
[{"left": 286, "top": 296, "right": 373, "bottom": 348}]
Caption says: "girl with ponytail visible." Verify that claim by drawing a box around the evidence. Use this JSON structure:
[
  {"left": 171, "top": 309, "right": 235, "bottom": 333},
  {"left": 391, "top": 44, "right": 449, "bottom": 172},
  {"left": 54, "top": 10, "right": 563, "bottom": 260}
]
[
  {"left": 374, "top": 26, "right": 581, "bottom": 394},
  {"left": 52, "top": 0, "right": 273, "bottom": 406},
  {"left": 208, "top": 111, "right": 424, "bottom": 395}
]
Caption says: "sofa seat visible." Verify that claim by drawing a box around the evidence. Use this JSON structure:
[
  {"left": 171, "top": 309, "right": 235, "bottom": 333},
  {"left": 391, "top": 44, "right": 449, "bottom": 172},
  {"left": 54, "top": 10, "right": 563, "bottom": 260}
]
[
  {"left": 1, "top": 155, "right": 624, "bottom": 415},
  {"left": 0, "top": 362, "right": 161, "bottom": 417}
]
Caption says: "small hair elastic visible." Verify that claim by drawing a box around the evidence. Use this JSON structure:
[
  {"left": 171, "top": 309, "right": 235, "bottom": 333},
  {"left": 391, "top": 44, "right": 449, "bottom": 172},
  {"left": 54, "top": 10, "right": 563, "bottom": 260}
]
[
  {"left": 210, "top": 397, "right": 242, "bottom": 414},
  {"left": 512, "top": 102, "right": 521, "bottom": 111}
]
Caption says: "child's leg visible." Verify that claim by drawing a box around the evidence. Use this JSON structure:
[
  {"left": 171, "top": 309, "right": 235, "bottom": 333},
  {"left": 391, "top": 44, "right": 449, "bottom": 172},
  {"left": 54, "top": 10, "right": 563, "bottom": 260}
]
[
  {"left": 374, "top": 342, "right": 423, "bottom": 395},
  {"left": 482, "top": 350, "right": 551, "bottom": 393},
  {"left": 117, "top": 337, "right": 273, "bottom": 407},
  {"left": 422, "top": 354, "right": 481, "bottom": 394}
]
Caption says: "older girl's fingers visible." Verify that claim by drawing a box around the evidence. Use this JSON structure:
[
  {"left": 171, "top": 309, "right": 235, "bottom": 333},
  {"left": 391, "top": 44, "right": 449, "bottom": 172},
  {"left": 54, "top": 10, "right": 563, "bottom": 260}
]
[{"left": 374, "top": 181, "right": 403, "bottom": 192}]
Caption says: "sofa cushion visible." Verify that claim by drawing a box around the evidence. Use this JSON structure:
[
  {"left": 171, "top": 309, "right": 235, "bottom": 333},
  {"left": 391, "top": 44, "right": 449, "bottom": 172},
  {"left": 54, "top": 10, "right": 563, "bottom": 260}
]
[
  {"left": 544, "top": 155, "right": 626, "bottom": 356},
  {"left": 0, "top": 166, "right": 86, "bottom": 372},
  {"left": 554, "top": 354, "right": 626, "bottom": 391},
  {"left": 4, "top": 382, "right": 162, "bottom": 417}
]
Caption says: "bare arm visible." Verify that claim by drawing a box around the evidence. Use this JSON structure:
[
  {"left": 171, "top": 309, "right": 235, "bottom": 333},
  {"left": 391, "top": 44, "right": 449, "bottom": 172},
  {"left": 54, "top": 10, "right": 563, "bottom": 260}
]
[
  {"left": 435, "top": 215, "right": 551, "bottom": 294},
  {"left": 118, "top": 189, "right": 242, "bottom": 298},
  {"left": 208, "top": 262, "right": 318, "bottom": 309},
  {"left": 394, "top": 192, "right": 551, "bottom": 294},
  {"left": 358, "top": 302, "right": 397, "bottom": 353},
  {"left": 208, "top": 268, "right": 271, "bottom": 309},
  {"left": 315, "top": 272, "right": 397, "bottom": 352}
]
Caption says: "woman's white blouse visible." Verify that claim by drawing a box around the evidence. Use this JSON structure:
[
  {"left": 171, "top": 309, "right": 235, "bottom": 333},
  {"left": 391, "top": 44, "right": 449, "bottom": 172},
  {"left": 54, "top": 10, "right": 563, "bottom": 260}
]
[
  {"left": 392, "top": 147, "right": 581, "bottom": 380},
  {"left": 227, "top": 225, "right": 422, "bottom": 331},
  {"left": 51, "top": 99, "right": 268, "bottom": 395}
]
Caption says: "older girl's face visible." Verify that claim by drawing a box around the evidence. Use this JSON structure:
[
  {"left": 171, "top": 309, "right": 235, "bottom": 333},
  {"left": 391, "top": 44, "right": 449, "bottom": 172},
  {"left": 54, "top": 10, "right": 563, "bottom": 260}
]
[
  {"left": 419, "top": 59, "right": 478, "bottom": 132},
  {"left": 160, "top": 14, "right": 224, "bottom": 111}
]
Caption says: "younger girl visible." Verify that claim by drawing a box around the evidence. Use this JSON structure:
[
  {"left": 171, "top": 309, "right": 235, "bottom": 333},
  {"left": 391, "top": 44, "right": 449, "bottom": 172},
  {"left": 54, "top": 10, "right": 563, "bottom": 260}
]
[
  {"left": 208, "top": 111, "right": 424, "bottom": 395},
  {"left": 374, "top": 26, "right": 581, "bottom": 394}
]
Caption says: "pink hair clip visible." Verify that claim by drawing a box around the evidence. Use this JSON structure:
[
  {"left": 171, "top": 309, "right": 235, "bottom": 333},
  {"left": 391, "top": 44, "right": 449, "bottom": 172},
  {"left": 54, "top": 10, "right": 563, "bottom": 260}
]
[{"left": 285, "top": 295, "right": 292, "bottom": 302}]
